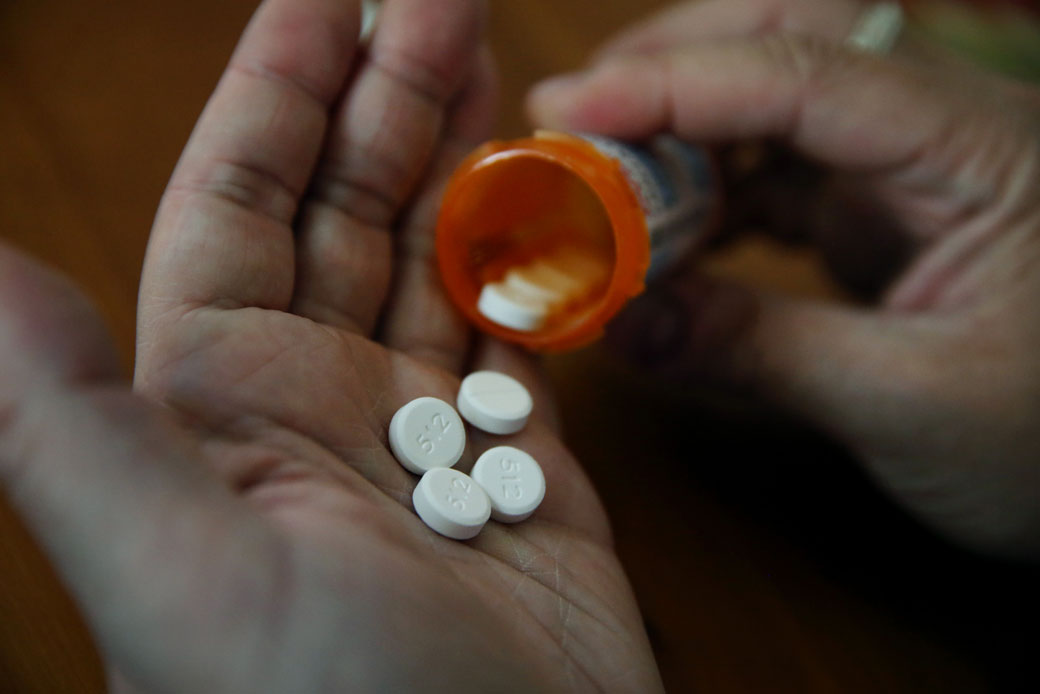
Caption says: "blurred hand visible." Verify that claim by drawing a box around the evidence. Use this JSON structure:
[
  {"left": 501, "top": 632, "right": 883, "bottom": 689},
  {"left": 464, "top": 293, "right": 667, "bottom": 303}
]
[
  {"left": 0, "top": 1, "right": 662, "bottom": 691},
  {"left": 528, "top": 0, "right": 1040, "bottom": 558}
]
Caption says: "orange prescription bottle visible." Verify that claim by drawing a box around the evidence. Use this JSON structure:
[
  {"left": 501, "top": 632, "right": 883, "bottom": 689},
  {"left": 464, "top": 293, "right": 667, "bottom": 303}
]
[{"left": 435, "top": 131, "right": 720, "bottom": 352}]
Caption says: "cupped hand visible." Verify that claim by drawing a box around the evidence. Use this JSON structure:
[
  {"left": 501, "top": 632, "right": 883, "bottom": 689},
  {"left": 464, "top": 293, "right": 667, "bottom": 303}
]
[
  {"left": 528, "top": 0, "right": 1040, "bottom": 558},
  {"left": 0, "top": 1, "right": 662, "bottom": 692}
]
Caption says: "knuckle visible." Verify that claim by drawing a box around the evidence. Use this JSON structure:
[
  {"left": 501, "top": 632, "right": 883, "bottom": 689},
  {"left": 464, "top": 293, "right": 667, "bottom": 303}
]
[
  {"left": 758, "top": 32, "right": 844, "bottom": 87},
  {"left": 169, "top": 159, "right": 299, "bottom": 225},
  {"left": 308, "top": 153, "right": 407, "bottom": 228}
]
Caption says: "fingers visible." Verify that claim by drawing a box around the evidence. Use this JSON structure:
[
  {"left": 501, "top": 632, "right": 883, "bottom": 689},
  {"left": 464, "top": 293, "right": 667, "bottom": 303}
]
[
  {"left": 379, "top": 45, "right": 499, "bottom": 373},
  {"left": 605, "top": 271, "right": 932, "bottom": 448},
  {"left": 531, "top": 36, "right": 923, "bottom": 161},
  {"left": 141, "top": 0, "right": 362, "bottom": 328},
  {"left": 290, "top": 0, "right": 487, "bottom": 335},
  {"left": 594, "top": 0, "right": 866, "bottom": 60},
  {"left": 0, "top": 245, "right": 275, "bottom": 692},
  {"left": 718, "top": 155, "right": 914, "bottom": 298},
  {"left": 593, "top": 0, "right": 958, "bottom": 72},
  {"left": 607, "top": 268, "right": 1040, "bottom": 555},
  {"left": 531, "top": 35, "right": 1036, "bottom": 236}
]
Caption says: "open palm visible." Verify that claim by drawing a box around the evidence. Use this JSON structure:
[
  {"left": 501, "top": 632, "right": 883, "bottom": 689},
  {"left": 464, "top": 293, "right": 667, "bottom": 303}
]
[{"left": 0, "top": 1, "right": 660, "bottom": 692}]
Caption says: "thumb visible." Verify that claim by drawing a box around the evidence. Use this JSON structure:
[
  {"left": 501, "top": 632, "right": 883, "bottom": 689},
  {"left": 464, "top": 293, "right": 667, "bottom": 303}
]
[
  {"left": 607, "top": 272, "right": 1040, "bottom": 555},
  {"left": 605, "top": 273, "right": 944, "bottom": 454},
  {"left": 0, "top": 244, "right": 276, "bottom": 691}
]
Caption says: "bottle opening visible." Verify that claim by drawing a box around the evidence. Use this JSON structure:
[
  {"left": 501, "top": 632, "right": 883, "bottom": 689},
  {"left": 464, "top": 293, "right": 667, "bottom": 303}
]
[{"left": 437, "top": 134, "right": 651, "bottom": 351}]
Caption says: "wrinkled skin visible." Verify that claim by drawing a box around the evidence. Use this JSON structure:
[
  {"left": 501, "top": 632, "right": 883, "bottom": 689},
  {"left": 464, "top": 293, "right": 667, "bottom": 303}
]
[
  {"left": 0, "top": 1, "right": 661, "bottom": 691},
  {"left": 529, "top": 0, "right": 1040, "bottom": 557},
  {"left": 2, "top": 1, "right": 1039, "bottom": 693}
]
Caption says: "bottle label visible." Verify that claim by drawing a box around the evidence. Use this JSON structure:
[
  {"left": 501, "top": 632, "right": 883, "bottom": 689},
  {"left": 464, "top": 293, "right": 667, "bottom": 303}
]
[{"left": 577, "top": 134, "right": 715, "bottom": 279}]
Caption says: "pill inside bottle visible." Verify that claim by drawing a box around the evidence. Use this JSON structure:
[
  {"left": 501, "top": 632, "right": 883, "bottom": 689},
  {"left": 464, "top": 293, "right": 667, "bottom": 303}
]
[{"left": 436, "top": 131, "right": 718, "bottom": 352}]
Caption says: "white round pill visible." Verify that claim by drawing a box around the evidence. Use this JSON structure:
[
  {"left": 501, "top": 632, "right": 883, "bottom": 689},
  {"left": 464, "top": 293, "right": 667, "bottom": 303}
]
[
  {"left": 412, "top": 467, "right": 491, "bottom": 540},
  {"left": 388, "top": 397, "right": 465, "bottom": 474},
  {"left": 504, "top": 268, "right": 566, "bottom": 305},
  {"left": 477, "top": 282, "right": 548, "bottom": 332},
  {"left": 456, "top": 370, "right": 533, "bottom": 435},
  {"left": 471, "top": 446, "right": 545, "bottom": 523},
  {"left": 520, "top": 260, "right": 586, "bottom": 300}
]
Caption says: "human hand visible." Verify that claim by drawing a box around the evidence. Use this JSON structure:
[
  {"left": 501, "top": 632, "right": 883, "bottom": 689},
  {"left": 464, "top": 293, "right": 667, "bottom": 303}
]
[
  {"left": 527, "top": 0, "right": 1040, "bottom": 558},
  {"left": 0, "top": 1, "right": 662, "bottom": 691}
]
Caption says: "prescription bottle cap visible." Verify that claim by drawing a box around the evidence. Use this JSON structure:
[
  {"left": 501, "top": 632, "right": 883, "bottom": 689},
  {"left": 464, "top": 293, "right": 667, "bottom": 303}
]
[{"left": 436, "top": 131, "right": 652, "bottom": 352}]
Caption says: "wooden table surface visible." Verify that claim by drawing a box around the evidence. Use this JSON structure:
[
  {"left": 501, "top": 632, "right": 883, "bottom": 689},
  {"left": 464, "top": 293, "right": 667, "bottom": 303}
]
[{"left": 2, "top": 1, "right": 1038, "bottom": 691}]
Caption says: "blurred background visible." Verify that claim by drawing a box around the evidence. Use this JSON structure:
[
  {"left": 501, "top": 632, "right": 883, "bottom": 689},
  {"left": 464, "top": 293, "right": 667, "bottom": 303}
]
[{"left": 2, "top": 0, "right": 1039, "bottom": 691}]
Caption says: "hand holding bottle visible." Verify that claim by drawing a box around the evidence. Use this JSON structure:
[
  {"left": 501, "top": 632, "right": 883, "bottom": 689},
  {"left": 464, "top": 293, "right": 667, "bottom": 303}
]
[{"left": 529, "top": 0, "right": 1040, "bottom": 558}]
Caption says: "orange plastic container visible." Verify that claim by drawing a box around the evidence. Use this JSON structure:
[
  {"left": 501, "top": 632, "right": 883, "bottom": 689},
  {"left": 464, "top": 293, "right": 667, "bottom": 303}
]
[{"left": 436, "top": 131, "right": 718, "bottom": 352}]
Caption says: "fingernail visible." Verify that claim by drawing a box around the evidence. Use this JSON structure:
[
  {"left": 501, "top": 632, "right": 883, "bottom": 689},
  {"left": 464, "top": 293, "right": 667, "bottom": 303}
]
[
  {"left": 527, "top": 72, "right": 587, "bottom": 124},
  {"left": 531, "top": 71, "right": 587, "bottom": 97}
]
